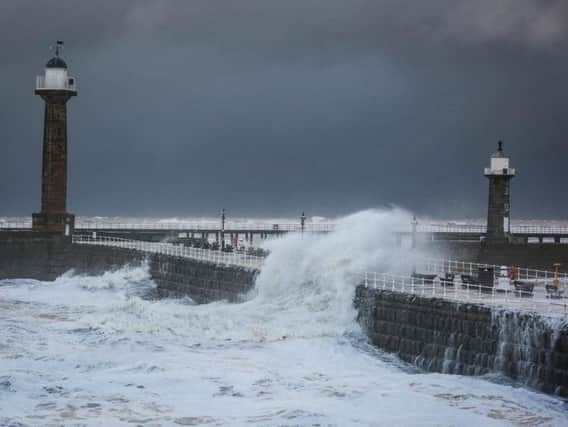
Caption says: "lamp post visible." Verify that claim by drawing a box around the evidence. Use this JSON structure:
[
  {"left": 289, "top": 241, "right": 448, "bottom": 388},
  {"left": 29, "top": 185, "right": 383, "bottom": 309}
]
[
  {"left": 553, "top": 263, "right": 561, "bottom": 290},
  {"left": 411, "top": 215, "right": 418, "bottom": 250},
  {"left": 221, "top": 208, "right": 226, "bottom": 250}
]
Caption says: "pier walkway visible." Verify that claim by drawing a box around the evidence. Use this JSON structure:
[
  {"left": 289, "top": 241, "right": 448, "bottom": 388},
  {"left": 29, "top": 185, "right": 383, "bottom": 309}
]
[
  {"left": 358, "top": 271, "right": 568, "bottom": 318},
  {"left": 5, "top": 221, "right": 568, "bottom": 243},
  {"left": 73, "top": 235, "right": 568, "bottom": 317},
  {"left": 72, "top": 235, "right": 263, "bottom": 269},
  {"left": 359, "top": 258, "right": 568, "bottom": 318}
]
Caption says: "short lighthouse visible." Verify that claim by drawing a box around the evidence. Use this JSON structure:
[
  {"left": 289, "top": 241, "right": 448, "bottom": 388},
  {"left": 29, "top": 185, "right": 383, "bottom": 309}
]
[
  {"left": 484, "top": 141, "right": 515, "bottom": 242},
  {"left": 32, "top": 41, "right": 77, "bottom": 235}
]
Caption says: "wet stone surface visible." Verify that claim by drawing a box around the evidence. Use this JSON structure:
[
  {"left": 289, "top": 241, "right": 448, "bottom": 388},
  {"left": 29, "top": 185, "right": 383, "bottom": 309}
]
[{"left": 354, "top": 286, "right": 568, "bottom": 397}]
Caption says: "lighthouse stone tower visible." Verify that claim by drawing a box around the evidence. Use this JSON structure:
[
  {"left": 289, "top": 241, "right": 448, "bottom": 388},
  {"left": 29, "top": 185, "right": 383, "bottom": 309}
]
[
  {"left": 484, "top": 141, "right": 515, "bottom": 243},
  {"left": 32, "top": 42, "right": 77, "bottom": 235}
]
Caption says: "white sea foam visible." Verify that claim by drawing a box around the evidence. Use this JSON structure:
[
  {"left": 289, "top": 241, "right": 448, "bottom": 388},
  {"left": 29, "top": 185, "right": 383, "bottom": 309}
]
[{"left": 1, "top": 209, "right": 567, "bottom": 426}]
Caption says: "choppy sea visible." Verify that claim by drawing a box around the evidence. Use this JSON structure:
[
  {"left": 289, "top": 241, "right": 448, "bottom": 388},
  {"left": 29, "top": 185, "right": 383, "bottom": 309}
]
[{"left": 1, "top": 211, "right": 567, "bottom": 426}]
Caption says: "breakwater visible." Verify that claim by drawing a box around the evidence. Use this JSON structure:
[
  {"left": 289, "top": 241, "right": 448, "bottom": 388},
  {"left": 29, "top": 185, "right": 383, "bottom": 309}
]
[
  {"left": 3, "top": 231, "right": 568, "bottom": 398},
  {"left": 0, "top": 233, "right": 258, "bottom": 303},
  {"left": 354, "top": 286, "right": 568, "bottom": 397},
  {"left": 421, "top": 240, "right": 568, "bottom": 273},
  {"left": 148, "top": 253, "right": 257, "bottom": 303}
]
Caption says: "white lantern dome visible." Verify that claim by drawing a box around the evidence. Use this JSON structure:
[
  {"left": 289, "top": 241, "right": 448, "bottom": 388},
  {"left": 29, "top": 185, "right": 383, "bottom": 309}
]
[
  {"left": 36, "top": 41, "right": 77, "bottom": 93},
  {"left": 44, "top": 57, "right": 69, "bottom": 89}
]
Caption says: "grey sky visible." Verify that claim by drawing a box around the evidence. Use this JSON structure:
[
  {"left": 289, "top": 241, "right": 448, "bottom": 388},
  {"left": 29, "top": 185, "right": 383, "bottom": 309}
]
[{"left": 1, "top": 1, "right": 567, "bottom": 218}]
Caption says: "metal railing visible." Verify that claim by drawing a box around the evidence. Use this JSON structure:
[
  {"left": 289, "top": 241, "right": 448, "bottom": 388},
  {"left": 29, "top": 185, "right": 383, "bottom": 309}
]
[
  {"left": 4, "top": 221, "right": 568, "bottom": 236},
  {"left": 416, "top": 257, "right": 568, "bottom": 283},
  {"left": 0, "top": 221, "right": 32, "bottom": 229},
  {"left": 0, "top": 222, "right": 335, "bottom": 232},
  {"left": 81, "top": 222, "right": 219, "bottom": 230},
  {"left": 415, "top": 224, "right": 487, "bottom": 233},
  {"left": 358, "top": 270, "right": 568, "bottom": 318},
  {"left": 414, "top": 224, "right": 568, "bottom": 234},
  {"left": 71, "top": 235, "right": 567, "bottom": 315},
  {"left": 36, "top": 75, "right": 77, "bottom": 92},
  {"left": 71, "top": 222, "right": 336, "bottom": 232},
  {"left": 72, "top": 234, "right": 263, "bottom": 269}
]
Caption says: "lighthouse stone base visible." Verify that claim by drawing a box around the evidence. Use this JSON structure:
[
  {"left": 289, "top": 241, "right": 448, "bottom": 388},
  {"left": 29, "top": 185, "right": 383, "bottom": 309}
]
[{"left": 32, "top": 212, "right": 75, "bottom": 235}]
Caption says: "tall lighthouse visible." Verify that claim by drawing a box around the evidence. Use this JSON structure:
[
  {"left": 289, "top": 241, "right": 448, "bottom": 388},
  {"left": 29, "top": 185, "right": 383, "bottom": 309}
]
[
  {"left": 484, "top": 141, "right": 515, "bottom": 242},
  {"left": 32, "top": 41, "right": 77, "bottom": 235}
]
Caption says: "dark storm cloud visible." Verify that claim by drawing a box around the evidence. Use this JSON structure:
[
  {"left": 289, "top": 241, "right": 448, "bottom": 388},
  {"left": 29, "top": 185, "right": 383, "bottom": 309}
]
[
  {"left": 1, "top": 1, "right": 567, "bottom": 219},
  {"left": 138, "top": 0, "right": 568, "bottom": 51},
  {"left": 3, "top": 1, "right": 567, "bottom": 61}
]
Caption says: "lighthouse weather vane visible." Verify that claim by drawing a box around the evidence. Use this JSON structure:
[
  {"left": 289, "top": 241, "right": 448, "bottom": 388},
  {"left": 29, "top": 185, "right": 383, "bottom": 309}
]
[{"left": 51, "top": 40, "right": 64, "bottom": 57}]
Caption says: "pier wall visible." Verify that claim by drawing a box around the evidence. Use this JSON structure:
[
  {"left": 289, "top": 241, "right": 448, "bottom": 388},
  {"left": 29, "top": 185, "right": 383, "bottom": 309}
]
[
  {"left": 0, "top": 232, "right": 71, "bottom": 280},
  {"left": 67, "top": 245, "right": 258, "bottom": 303},
  {"left": 420, "top": 241, "right": 568, "bottom": 272},
  {"left": 147, "top": 254, "right": 257, "bottom": 303},
  {"left": 354, "top": 286, "right": 568, "bottom": 397},
  {"left": 0, "top": 234, "right": 258, "bottom": 303}
]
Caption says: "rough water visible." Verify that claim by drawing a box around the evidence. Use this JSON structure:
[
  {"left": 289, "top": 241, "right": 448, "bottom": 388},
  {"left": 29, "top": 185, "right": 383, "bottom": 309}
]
[{"left": 1, "top": 211, "right": 568, "bottom": 426}]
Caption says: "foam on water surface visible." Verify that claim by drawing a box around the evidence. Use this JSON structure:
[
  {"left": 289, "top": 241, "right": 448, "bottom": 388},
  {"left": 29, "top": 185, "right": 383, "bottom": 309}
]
[{"left": 1, "top": 210, "right": 567, "bottom": 426}]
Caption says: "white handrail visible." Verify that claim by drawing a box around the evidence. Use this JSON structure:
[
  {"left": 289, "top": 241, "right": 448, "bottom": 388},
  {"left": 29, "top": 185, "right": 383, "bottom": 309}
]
[
  {"left": 357, "top": 270, "right": 568, "bottom": 318},
  {"left": 71, "top": 235, "right": 567, "bottom": 316},
  {"left": 36, "top": 75, "right": 77, "bottom": 92},
  {"left": 4, "top": 221, "right": 568, "bottom": 236},
  {"left": 72, "top": 234, "right": 263, "bottom": 269},
  {"left": 416, "top": 257, "right": 568, "bottom": 282}
]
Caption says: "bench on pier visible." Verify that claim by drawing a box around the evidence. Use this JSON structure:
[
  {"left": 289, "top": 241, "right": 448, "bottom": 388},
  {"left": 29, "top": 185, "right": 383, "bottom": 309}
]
[
  {"left": 460, "top": 274, "right": 479, "bottom": 289},
  {"left": 439, "top": 273, "right": 455, "bottom": 287},
  {"left": 514, "top": 280, "right": 534, "bottom": 297},
  {"left": 411, "top": 272, "right": 437, "bottom": 285},
  {"left": 460, "top": 268, "right": 494, "bottom": 293},
  {"left": 192, "top": 240, "right": 211, "bottom": 249},
  {"left": 545, "top": 284, "right": 564, "bottom": 299}
]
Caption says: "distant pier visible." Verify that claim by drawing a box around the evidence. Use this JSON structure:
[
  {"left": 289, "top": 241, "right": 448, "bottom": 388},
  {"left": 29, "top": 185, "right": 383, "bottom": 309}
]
[{"left": 3, "top": 221, "right": 568, "bottom": 242}]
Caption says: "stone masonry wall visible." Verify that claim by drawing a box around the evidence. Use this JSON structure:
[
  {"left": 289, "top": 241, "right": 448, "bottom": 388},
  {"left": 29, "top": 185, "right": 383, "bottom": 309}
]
[
  {"left": 149, "top": 254, "right": 258, "bottom": 303},
  {"left": 354, "top": 286, "right": 568, "bottom": 397},
  {"left": 66, "top": 246, "right": 258, "bottom": 303},
  {"left": 0, "top": 234, "right": 258, "bottom": 304},
  {"left": 0, "top": 232, "right": 71, "bottom": 280}
]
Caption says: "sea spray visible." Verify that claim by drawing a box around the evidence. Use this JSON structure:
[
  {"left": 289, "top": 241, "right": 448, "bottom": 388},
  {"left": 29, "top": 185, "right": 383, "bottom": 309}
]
[
  {"left": 2, "top": 212, "right": 568, "bottom": 425},
  {"left": 250, "top": 208, "right": 421, "bottom": 338},
  {"left": 491, "top": 309, "right": 568, "bottom": 392},
  {"left": 62, "top": 208, "right": 419, "bottom": 342}
]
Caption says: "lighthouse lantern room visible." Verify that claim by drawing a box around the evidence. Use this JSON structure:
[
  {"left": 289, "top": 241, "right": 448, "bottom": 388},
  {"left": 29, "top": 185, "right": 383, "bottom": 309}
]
[{"left": 36, "top": 40, "right": 77, "bottom": 93}]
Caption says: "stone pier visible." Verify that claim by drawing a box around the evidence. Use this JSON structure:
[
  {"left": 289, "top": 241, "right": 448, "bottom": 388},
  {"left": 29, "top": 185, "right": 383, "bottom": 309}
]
[
  {"left": 355, "top": 286, "right": 568, "bottom": 397},
  {"left": 0, "top": 234, "right": 258, "bottom": 304}
]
